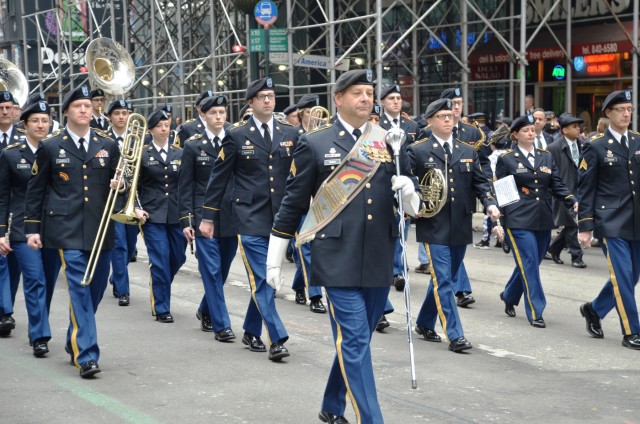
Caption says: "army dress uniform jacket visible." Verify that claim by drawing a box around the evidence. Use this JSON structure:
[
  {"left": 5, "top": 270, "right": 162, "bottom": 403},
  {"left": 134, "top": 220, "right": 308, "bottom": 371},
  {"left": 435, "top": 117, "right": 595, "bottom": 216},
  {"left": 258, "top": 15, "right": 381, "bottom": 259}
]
[
  {"left": 272, "top": 121, "right": 416, "bottom": 288},
  {"left": 577, "top": 130, "right": 640, "bottom": 240},
  {"left": 379, "top": 115, "right": 419, "bottom": 144},
  {"left": 408, "top": 136, "right": 496, "bottom": 246},
  {"left": 0, "top": 126, "right": 23, "bottom": 149},
  {"left": 90, "top": 115, "right": 110, "bottom": 131},
  {"left": 0, "top": 140, "right": 37, "bottom": 241},
  {"left": 495, "top": 148, "right": 575, "bottom": 231},
  {"left": 138, "top": 144, "right": 182, "bottom": 225},
  {"left": 202, "top": 118, "right": 298, "bottom": 237},
  {"left": 177, "top": 118, "right": 205, "bottom": 148},
  {"left": 547, "top": 138, "right": 580, "bottom": 227},
  {"left": 24, "top": 129, "right": 120, "bottom": 250},
  {"left": 179, "top": 131, "right": 235, "bottom": 237}
]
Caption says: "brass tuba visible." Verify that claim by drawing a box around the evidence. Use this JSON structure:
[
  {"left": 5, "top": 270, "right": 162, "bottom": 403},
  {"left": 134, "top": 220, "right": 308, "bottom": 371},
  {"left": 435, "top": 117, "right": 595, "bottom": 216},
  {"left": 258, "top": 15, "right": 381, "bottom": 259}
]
[
  {"left": 0, "top": 58, "right": 29, "bottom": 106},
  {"left": 85, "top": 38, "right": 136, "bottom": 96},
  {"left": 418, "top": 153, "right": 447, "bottom": 218},
  {"left": 308, "top": 106, "right": 331, "bottom": 130}
]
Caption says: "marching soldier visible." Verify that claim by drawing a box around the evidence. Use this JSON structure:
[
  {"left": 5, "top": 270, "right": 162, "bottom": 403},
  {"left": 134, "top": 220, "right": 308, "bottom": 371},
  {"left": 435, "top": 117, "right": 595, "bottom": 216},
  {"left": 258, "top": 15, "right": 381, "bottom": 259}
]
[
  {"left": 495, "top": 115, "right": 576, "bottom": 328},
  {"left": 89, "top": 89, "right": 109, "bottom": 131},
  {"left": 379, "top": 84, "right": 419, "bottom": 144},
  {"left": 105, "top": 99, "right": 138, "bottom": 306},
  {"left": 410, "top": 98, "right": 499, "bottom": 352},
  {"left": 179, "top": 94, "right": 237, "bottom": 340},
  {"left": 177, "top": 90, "right": 214, "bottom": 146},
  {"left": 0, "top": 101, "right": 61, "bottom": 355},
  {"left": 266, "top": 69, "right": 421, "bottom": 423},
  {"left": 25, "top": 85, "right": 123, "bottom": 378},
  {"left": 369, "top": 102, "right": 381, "bottom": 125},
  {"left": 296, "top": 93, "right": 319, "bottom": 133},
  {"left": 0, "top": 91, "right": 23, "bottom": 148},
  {"left": 577, "top": 90, "right": 640, "bottom": 349},
  {"left": 135, "top": 110, "right": 186, "bottom": 323},
  {"left": 238, "top": 103, "right": 252, "bottom": 122},
  {"left": 199, "top": 77, "right": 297, "bottom": 361},
  {"left": 161, "top": 104, "right": 179, "bottom": 146},
  {"left": 283, "top": 104, "right": 299, "bottom": 127}
]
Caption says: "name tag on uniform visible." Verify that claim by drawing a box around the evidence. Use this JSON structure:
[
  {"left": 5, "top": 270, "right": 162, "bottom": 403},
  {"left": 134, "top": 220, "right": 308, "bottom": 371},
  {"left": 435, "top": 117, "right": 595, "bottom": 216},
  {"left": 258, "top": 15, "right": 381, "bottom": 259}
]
[
  {"left": 325, "top": 153, "right": 341, "bottom": 158},
  {"left": 515, "top": 168, "right": 528, "bottom": 173},
  {"left": 604, "top": 157, "right": 617, "bottom": 163},
  {"left": 198, "top": 156, "right": 210, "bottom": 161},
  {"left": 424, "top": 162, "right": 437, "bottom": 168},
  {"left": 241, "top": 150, "right": 254, "bottom": 156},
  {"left": 324, "top": 158, "right": 341, "bottom": 166},
  {"left": 56, "top": 158, "right": 70, "bottom": 164},
  {"left": 147, "top": 161, "right": 159, "bottom": 166},
  {"left": 16, "top": 164, "right": 30, "bottom": 170}
]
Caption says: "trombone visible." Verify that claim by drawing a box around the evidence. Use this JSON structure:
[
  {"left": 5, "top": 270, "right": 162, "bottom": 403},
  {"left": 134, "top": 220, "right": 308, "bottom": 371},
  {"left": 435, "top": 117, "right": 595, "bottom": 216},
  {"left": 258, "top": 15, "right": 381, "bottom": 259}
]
[{"left": 81, "top": 113, "right": 147, "bottom": 286}]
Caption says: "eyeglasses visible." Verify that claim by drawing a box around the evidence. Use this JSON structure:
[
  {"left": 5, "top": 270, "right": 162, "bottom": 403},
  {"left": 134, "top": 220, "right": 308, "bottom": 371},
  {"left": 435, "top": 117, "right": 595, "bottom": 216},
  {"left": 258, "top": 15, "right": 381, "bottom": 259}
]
[
  {"left": 611, "top": 106, "right": 635, "bottom": 113},
  {"left": 434, "top": 113, "right": 454, "bottom": 121},
  {"left": 255, "top": 94, "right": 275, "bottom": 101}
]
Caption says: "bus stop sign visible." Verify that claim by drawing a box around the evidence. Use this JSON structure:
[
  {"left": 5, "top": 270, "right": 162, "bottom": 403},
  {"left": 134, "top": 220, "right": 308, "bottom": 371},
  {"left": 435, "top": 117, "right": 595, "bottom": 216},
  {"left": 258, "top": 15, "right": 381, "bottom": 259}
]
[{"left": 255, "top": 1, "right": 278, "bottom": 28}]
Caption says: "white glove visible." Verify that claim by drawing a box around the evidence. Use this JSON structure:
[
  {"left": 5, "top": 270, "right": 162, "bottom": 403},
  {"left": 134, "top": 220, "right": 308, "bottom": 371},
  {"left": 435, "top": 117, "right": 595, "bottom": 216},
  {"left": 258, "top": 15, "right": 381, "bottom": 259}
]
[
  {"left": 266, "top": 234, "right": 289, "bottom": 292},
  {"left": 391, "top": 175, "right": 420, "bottom": 217}
]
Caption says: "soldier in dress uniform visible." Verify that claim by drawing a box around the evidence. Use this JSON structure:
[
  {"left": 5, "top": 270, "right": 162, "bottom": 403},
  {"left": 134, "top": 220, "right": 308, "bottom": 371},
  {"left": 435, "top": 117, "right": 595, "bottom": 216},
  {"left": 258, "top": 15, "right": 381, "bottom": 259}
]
[
  {"left": 379, "top": 84, "right": 419, "bottom": 144},
  {"left": 495, "top": 115, "right": 576, "bottom": 328},
  {"left": 296, "top": 93, "right": 320, "bottom": 133},
  {"left": 577, "top": 90, "right": 640, "bottom": 350},
  {"left": 266, "top": 69, "right": 421, "bottom": 424},
  {"left": 161, "top": 104, "right": 179, "bottom": 146},
  {"left": 283, "top": 104, "right": 300, "bottom": 127},
  {"left": 0, "top": 101, "right": 62, "bottom": 354},
  {"left": 134, "top": 110, "right": 186, "bottom": 323},
  {"left": 179, "top": 95, "right": 237, "bottom": 340},
  {"left": 199, "top": 77, "right": 298, "bottom": 362},
  {"left": 239, "top": 103, "right": 253, "bottom": 122},
  {"left": 176, "top": 90, "right": 214, "bottom": 147},
  {"left": 410, "top": 98, "right": 499, "bottom": 352},
  {"left": 105, "top": 99, "right": 138, "bottom": 306},
  {"left": 89, "top": 89, "right": 109, "bottom": 131},
  {"left": 0, "top": 91, "right": 23, "bottom": 148},
  {"left": 24, "top": 85, "right": 123, "bottom": 378},
  {"left": 369, "top": 103, "right": 381, "bottom": 125}
]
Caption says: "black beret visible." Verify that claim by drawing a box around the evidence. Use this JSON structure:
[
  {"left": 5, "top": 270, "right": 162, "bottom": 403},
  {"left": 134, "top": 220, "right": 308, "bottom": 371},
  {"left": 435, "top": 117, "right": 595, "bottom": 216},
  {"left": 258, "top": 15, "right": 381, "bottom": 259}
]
[
  {"left": 106, "top": 99, "right": 129, "bottom": 115},
  {"left": 26, "top": 92, "right": 46, "bottom": 106},
  {"left": 380, "top": 84, "right": 401, "bottom": 100},
  {"left": 161, "top": 104, "right": 173, "bottom": 114},
  {"left": 0, "top": 91, "right": 17, "bottom": 105},
  {"left": 90, "top": 89, "right": 105, "bottom": 98},
  {"left": 296, "top": 94, "right": 319, "bottom": 109},
  {"left": 147, "top": 109, "right": 169, "bottom": 129},
  {"left": 239, "top": 103, "right": 252, "bottom": 118},
  {"left": 246, "top": 77, "right": 275, "bottom": 100},
  {"left": 371, "top": 103, "right": 382, "bottom": 115},
  {"left": 20, "top": 101, "right": 50, "bottom": 122},
  {"left": 602, "top": 90, "right": 632, "bottom": 111},
  {"left": 467, "top": 112, "right": 486, "bottom": 120},
  {"left": 334, "top": 69, "right": 374, "bottom": 93},
  {"left": 510, "top": 114, "right": 536, "bottom": 133},
  {"left": 62, "top": 85, "right": 91, "bottom": 112},
  {"left": 440, "top": 87, "right": 462, "bottom": 100},
  {"left": 282, "top": 104, "right": 297, "bottom": 116},
  {"left": 557, "top": 112, "right": 584, "bottom": 128},
  {"left": 425, "top": 98, "right": 452, "bottom": 119},
  {"left": 195, "top": 90, "right": 214, "bottom": 107},
  {"left": 201, "top": 95, "right": 228, "bottom": 112},
  {"left": 126, "top": 101, "right": 133, "bottom": 111}
]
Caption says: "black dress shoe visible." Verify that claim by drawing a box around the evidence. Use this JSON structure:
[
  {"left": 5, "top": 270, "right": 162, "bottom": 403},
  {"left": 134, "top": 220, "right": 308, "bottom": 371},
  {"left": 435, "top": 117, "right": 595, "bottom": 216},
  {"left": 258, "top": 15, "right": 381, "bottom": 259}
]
[
  {"left": 375, "top": 315, "right": 390, "bottom": 332},
  {"left": 543, "top": 252, "right": 552, "bottom": 260},
  {"left": 580, "top": 302, "right": 604, "bottom": 338},
  {"left": 295, "top": 290, "right": 307, "bottom": 305},
  {"left": 414, "top": 263, "right": 430, "bottom": 274},
  {"left": 118, "top": 294, "right": 130, "bottom": 306},
  {"left": 79, "top": 360, "right": 101, "bottom": 378},
  {"left": 64, "top": 344, "right": 75, "bottom": 365},
  {"left": 550, "top": 253, "right": 564, "bottom": 265},
  {"left": 112, "top": 285, "right": 119, "bottom": 298},
  {"left": 448, "top": 336, "right": 472, "bottom": 352},
  {"left": 415, "top": 325, "right": 441, "bottom": 342},
  {"left": 129, "top": 251, "right": 137, "bottom": 263},
  {"left": 572, "top": 259, "right": 587, "bottom": 269},
  {"left": 268, "top": 342, "right": 290, "bottom": 361},
  {"left": 242, "top": 332, "right": 266, "bottom": 352},
  {"left": 456, "top": 292, "right": 475, "bottom": 308},
  {"left": 500, "top": 292, "right": 516, "bottom": 317},
  {"left": 622, "top": 334, "right": 640, "bottom": 350},
  {"left": 33, "top": 340, "right": 49, "bottom": 357},
  {"left": 530, "top": 318, "right": 546, "bottom": 328},
  {"left": 215, "top": 328, "right": 236, "bottom": 342},
  {"left": 310, "top": 298, "right": 327, "bottom": 313},
  {"left": 319, "top": 410, "right": 350, "bottom": 423},
  {"left": 156, "top": 312, "right": 174, "bottom": 323},
  {"left": 0, "top": 315, "right": 15, "bottom": 336},
  {"left": 196, "top": 310, "right": 213, "bottom": 332},
  {"left": 393, "top": 275, "right": 406, "bottom": 291}
]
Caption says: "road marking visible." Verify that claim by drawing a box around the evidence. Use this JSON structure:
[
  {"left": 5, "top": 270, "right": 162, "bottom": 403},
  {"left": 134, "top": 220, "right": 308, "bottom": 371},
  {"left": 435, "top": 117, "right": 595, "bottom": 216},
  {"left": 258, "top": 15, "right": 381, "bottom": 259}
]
[{"left": 477, "top": 344, "right": 536, "bottom": 359}]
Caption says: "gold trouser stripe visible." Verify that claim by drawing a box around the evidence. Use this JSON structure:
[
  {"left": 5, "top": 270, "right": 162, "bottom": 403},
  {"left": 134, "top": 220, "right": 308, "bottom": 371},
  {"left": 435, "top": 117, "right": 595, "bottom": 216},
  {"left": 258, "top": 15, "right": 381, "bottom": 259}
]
[
  {"left": 506, "top": 229, "right": 536, "bottom": 320},
  {"left": 58, "top": 249, "right": 80, "bottom": 368},
  {"left": 138, "top": 224, "right": 156, "bottom": 315},
  {"left": 425, "top": 243, "right": 450, "bottom": 341},
  {"left": 326, "top": 292, "right": 361, "bottom": 423},
  {"left": 237, "top": 236, "right": 271, "bottom": 346},
  {"left": 603, "top": 238, "right": 631, "bottom": 335}
]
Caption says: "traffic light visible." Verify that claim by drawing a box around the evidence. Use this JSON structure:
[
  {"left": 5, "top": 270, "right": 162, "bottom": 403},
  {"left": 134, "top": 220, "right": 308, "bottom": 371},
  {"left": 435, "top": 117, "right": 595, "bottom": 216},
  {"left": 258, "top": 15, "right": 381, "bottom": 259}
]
[{"left": 232, "top": 45, "right": 245, "bottom": 53}]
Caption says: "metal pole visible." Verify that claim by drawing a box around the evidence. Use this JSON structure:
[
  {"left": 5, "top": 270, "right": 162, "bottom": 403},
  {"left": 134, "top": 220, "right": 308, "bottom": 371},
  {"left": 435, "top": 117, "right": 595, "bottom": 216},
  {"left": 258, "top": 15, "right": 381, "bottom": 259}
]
[
  {"left": 328, "top": 0, "right": 336, "bottom": 115},
  {"left": 565, "top": 0, "right": 572, "bottom": 113},
  {"left": 519, "top": 0, "right": 526, "bottom": 115},
  {"left": 151, "top": 0, "right": 158, "bottom": 109},
  {"left": 412, "top": 0, "right": 419, "bottom": 115},
  {"left": 264, "top": 27, "right": 270, "bottom": 77},
  {"left": 286, "top": 0, "right": 294, "bottom": 105},
  {"left": 461, "top": 0, "right": 468, "bottom": 116},
  {"left": 177, "top": 0, "right": 185, "bottom": 116},
  {"left": 508, "top": 0, "right": 514, "bottom": 117},
  {"left": 633, "top": 1, "right": 638, "bottom": 132},
  {"left": 375, "top": 0, "right": 382, "bottom": 100}
]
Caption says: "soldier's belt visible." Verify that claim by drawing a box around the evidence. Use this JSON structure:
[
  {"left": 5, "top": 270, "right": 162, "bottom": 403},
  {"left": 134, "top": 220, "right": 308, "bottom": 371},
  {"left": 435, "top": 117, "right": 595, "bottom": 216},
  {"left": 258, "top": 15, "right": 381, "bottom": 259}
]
[{"left": 296, "top": 123, "right": 390, "bottom": 246}]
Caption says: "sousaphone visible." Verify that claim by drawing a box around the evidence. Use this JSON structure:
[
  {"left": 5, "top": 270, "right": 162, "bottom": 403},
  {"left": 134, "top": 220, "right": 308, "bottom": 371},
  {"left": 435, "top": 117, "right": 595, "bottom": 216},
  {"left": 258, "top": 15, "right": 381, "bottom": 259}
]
[
  {"left": 0, "top": 58, "right": 29, "bottom": 107},
  {"left": 85, "top": 37, "right": 135, "bottom": 96}
]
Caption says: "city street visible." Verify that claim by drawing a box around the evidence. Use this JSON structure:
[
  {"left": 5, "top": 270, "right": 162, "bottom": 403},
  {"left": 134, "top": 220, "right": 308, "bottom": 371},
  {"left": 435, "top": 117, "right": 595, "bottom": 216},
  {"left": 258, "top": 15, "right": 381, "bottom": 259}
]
[{"left": 1, "top": 228, "right": 639, "bottom": 424}]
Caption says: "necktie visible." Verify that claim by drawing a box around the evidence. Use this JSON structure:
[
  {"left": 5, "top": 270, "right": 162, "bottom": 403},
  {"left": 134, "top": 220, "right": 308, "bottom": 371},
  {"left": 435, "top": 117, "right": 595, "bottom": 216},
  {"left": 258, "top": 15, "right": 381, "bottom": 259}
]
[
  {"left": 392, "top": 118, "right": 399, "bottom": 127},
  {"left": 116, "top": 136, "right": 123, "bottom": 150},
  {"left": 536, "top": 135, "right": 543, "bottom": 150},
  {"left": 213, "top": 136, "right": 221, "bottom": 149},
  {"left": 527, "top": 152, "right": 535, "bottom": 167},
  {"left": 352, "top": 128, "right": 362, "bottom": 141},
  {"left": 452, "top": 126, "right": 458, "bottom": 140},
  {"left": 443, "top": 142, "right": 452, "bottom": 157},
  {"left": 621, "top": 135, "right": 628, "bottom": 153},
  {"left": 160, "top": 148, "right": 167, "bottom": 162},
  {"left": 2, "top": 133, "right": 7, "bottom": 147},
  {"left": 262, "top": 123, "right": 271, "bottom": 147},
  {"left": 78, "top": 137, "right": 87, "bottom": 159},
  {"left": 570, "top": 142, "right": 579, "bottom": 167}
]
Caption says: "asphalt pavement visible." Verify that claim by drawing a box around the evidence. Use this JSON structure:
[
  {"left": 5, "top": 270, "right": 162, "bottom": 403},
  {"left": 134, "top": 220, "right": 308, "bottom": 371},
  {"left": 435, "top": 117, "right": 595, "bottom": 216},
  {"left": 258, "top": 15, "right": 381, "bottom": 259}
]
[{"left": 1, "top": 226, "right": 639, "bottom": 424}]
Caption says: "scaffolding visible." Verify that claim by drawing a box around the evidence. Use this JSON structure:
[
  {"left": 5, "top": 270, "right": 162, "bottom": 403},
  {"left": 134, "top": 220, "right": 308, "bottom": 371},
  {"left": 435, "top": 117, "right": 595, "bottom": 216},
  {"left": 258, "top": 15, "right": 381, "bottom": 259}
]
[{"left": 17, "top": 1, "right": 639, "bottom": 128}]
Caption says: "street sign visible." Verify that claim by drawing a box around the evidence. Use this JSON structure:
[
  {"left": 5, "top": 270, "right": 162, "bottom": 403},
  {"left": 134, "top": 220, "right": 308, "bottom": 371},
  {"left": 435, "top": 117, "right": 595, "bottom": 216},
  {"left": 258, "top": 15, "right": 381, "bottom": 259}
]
[
  {"left": 249, "top": 29, "right": 288, "bottom": 53},
  {"left": 270, "top": 53, "right": 350, "bottom": 71},
  {"left": 254, "top": 1, "right": 278, "bottom": 28}
]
